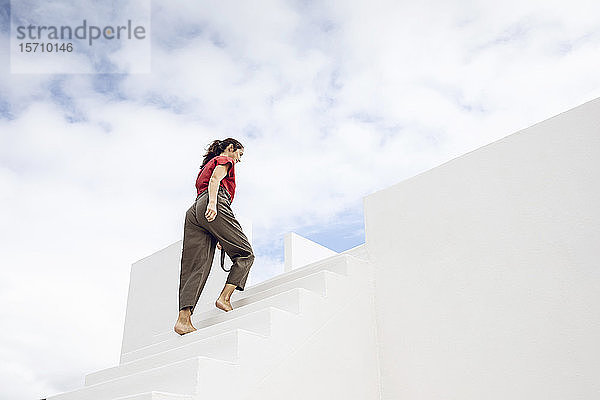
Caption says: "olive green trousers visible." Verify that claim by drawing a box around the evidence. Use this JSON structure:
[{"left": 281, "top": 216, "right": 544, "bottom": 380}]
[{"left": 178, "top": 186, "right": 254, "bottom": 315}]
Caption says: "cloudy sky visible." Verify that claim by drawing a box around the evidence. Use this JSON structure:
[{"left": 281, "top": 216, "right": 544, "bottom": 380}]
[{"left": 1, "top": 0, "right": 600, "bottom": 398}]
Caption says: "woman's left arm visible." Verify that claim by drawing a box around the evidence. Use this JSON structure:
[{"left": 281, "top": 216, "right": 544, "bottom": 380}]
[{"left": 205, "top": 164, "right": 229, "bottom": 222}]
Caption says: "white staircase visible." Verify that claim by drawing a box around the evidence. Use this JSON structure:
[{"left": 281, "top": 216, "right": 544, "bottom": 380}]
[{"left": 47, "top": 253, "right": 377, "bottom": 400}]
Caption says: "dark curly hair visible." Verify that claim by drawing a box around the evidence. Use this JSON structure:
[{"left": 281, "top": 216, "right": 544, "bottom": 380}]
[{"left": 200, "top": 138, "right": 244, "bottom": 169}]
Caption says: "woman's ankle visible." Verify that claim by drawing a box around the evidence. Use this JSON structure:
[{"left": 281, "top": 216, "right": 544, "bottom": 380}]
[{"left": 179, "top": 307, "right": 192, "bottom": 317}]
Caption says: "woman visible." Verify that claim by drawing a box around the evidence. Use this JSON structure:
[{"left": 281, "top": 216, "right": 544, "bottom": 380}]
[{"left": 174, "top": 138, "right": 255, "bottom": 336}]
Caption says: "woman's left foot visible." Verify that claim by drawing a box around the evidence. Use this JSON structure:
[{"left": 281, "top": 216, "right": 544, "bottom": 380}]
[{"left": 174, "top": 320, "right": 197, "bottom": 335}]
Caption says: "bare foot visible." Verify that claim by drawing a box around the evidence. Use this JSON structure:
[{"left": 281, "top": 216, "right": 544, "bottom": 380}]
[
  {"left": 174, "top": 319, "right": 197, "bottom": 335},
  {"left": 215, "top": 298, "right": 233, "bottom": 312},
  {"left": 174, "top": 308, "right": 196, "bottom": 335}
]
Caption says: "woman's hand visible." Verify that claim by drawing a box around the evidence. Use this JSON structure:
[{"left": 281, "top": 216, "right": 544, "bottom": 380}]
[{"left": 205, "top": 202, "right": 217, "bottom": 222}]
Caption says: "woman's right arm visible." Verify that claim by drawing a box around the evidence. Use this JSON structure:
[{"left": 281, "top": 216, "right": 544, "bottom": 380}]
[{"left": 205, "top": 164, "right": 229, "bottom": 222}]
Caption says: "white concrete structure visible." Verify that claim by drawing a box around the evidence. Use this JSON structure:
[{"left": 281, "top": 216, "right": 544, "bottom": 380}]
[
  {"left": 364, "top": 98, "right": 600, "bottom": 400},
  {"left": 47, "top": 98, "right": 600, "bottom": 400},
  {"left": 284, "top": 232, "right": 338, "bottom": 272}
]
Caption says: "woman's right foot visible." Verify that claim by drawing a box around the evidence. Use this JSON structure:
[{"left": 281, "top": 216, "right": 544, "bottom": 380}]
[
  {"left": 215, "top": 298, "right": 233, "bottom": 312},
  {"left": 174, "top": 320, "right": 197, "bottom": 335}
]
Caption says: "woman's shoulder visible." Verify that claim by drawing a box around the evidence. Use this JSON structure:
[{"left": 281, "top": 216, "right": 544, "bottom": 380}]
[
  {"left": 213, "top": 155, "right": 235, "bottom": 166},
  {"left": 207, "top": 155, "right": 234, "bottom": 175},
  {"left": 214, "top": 155, "right": 234, "bottom": 162}
]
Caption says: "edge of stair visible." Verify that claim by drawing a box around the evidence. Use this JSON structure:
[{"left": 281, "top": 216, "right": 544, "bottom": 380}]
[{"left": 112, "top": 391, "right": 194, "bottom": 400}]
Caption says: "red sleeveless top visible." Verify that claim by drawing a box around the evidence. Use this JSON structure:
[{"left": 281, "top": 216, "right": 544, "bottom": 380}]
[{"left": 195, "top": 155, "right": 236, "bottom": 201}]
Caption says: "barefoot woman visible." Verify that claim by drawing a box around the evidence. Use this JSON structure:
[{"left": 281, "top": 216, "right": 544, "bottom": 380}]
[{"left": 174, "top": 138, "right": 254, "bottom": 335}]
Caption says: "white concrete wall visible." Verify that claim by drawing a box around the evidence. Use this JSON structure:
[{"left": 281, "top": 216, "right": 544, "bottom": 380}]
[
  {"left": 284, "top": 232, "right": 338, "bottom": 272},
  {"left": 340, "top": 243, "right": 369, "bottom": 261},
  {"left": 120, "top": 216, "right": 252, "bottom": 358},
  {"left": 364, "top": 98, "right": 600, "bottom": 399}
]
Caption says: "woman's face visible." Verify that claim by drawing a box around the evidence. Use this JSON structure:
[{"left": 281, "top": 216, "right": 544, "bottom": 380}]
[{"left": 227, "top": 146, "right": 244, "bottom": 163}]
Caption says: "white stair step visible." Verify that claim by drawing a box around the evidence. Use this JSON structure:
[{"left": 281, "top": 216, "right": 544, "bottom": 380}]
[
  {"left": 126, "top": 267, "right": 360, "bottom": 365},
  {"left": 122, "top": 303, "right": 291, "bottom": 364},
  {"left": 90, "top": 300, "right": 314, "bottom": 391},
  {"left": 111, "top": 280, "right": 345, "bottom": 390},
  {"left": 193, "top": 269, "right": 340, "bottom": 325},
  {"left": 87, "top": 328, "right": 265, "bottom": 386},
  {"left": 56, "top": 260, "right": 370, "bottom": 400},
  {"left": 237, "top": 254, "right": 352, "bottom": 299},
  {"left": 230, "top": 264, "right": 348, "bottom": 306},
  {"left": 192, "top": 287, "right": 306, "bottom": 327},
  {"left": 47, "top": 356, "right": 239, "bottom": 400},
  {"left": 246, "top": 272, "right": 352, "bottom": 355},
  {"left": 130, "top": 255, "right": 355, "bottom": 353},
  {"left": 221, "top": 270, "right": 365, "bottom": 389},
  {"left": 145, "top": 285, "right": 307, "bottom": 349},
  {"left": 123, "top": 259, "right": 368, "bottom": 364},
  {"left": 113, "top": 391, "right": 193, "bottom": 400},
  {"left": 225, "top": 264, "right": 375, "bottom": 390}
]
